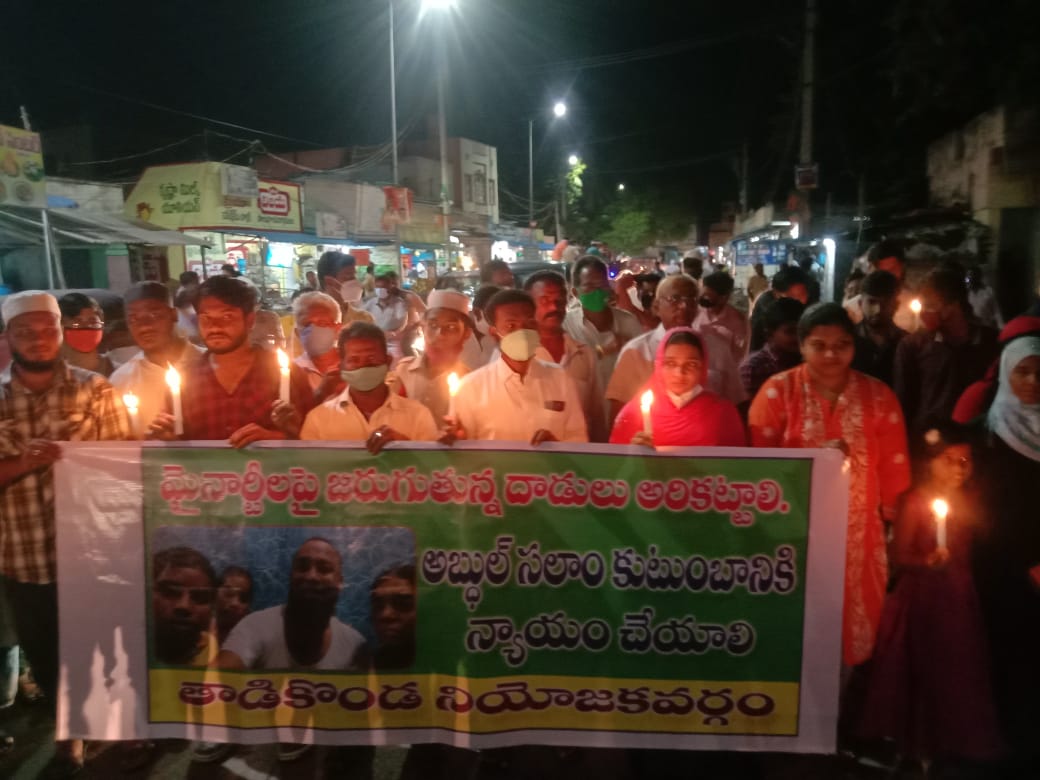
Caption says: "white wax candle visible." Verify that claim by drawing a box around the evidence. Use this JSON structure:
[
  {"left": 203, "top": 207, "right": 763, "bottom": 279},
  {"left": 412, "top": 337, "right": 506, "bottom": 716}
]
[
  {"left": 931, "top": 498, "right": 948, "bottom": 548},
  {"left": 165, "top": 364, "right": 184, "bottom": 436},
  {"left": 640, "top": 390, "right": 654, "bottom": 435},
  {"left": 277, "top": 348, "right": 291, "bottom": 403},
  {"left": 122, "top": 392, "right": 140, "bottom": 439},
  {"left": 446, "top": 372, "right": 460, "bottom": 419}
]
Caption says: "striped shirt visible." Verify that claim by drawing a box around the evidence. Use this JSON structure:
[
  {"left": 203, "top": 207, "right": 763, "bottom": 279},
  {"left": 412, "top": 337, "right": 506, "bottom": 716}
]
[{"left": 0, "top": 362, "right": 130, "bottom": 583}]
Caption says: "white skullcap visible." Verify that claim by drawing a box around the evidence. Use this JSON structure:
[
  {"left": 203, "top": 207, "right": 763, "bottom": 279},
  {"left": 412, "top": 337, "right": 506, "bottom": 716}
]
[
  {"left": 1, "top": 290, "right": 61, "bottom": 326},
  {"left": 427, "top": 289, "right": 470, "bottom": 315}
]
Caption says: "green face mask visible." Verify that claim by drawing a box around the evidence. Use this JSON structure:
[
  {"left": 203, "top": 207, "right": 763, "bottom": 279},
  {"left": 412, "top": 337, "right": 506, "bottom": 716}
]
[{"left": 579, "top": 288, "right": 611, "bottom": 313}]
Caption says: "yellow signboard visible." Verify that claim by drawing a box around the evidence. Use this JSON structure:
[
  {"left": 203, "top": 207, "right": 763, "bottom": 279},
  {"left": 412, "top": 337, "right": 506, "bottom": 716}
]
[
  {"left": 126, "top": 162, "right": 302, "bottom": 233},
  {"left": 0, "top": 124, "right": 46, "bottom": 209}
]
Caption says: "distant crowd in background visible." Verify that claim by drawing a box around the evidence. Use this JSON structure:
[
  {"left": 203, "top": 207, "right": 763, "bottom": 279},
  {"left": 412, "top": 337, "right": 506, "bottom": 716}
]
[{"left": 1, "top": 238, "right": 1040, "bottom": 777}]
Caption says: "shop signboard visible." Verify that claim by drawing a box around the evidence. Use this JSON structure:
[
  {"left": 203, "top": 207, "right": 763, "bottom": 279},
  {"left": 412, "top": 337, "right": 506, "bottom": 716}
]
[
  {"left": 0, "top": 124, "right": 46, "bottom": 208},
  {"left": 126, "top": 162, "right": 302, "bottom": 233},
  {"left": 316, "top": 211, "right": 349, "bottom": 240}
]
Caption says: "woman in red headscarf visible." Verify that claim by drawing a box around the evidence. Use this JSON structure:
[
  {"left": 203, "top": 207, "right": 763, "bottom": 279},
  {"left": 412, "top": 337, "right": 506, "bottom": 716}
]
[{"left": 609, "top": 327, "right": 746, "bottom": 447}]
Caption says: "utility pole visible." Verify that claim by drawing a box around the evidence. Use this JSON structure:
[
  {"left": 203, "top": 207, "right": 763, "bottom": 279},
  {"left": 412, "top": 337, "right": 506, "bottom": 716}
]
[
  {"left": 855, "top": 174, "right": 866, "bottom": 252},
  {"left": 739, "top": 140, "right": 749, "bottom": 216},
  {"left": 436, "top": 46, "right": 451, "bottom": 274},
  {"left": 20, "top": 105, "right": 60, "bottom": 289},
  {"left": 527, "top": 119, "right": 534, "bottom": 227},
  {"left": 798, "top": 0, "right": 816, "bottom": 234},
  {"left": 389, "top": 0, "right": 399, "bottom": 186}
]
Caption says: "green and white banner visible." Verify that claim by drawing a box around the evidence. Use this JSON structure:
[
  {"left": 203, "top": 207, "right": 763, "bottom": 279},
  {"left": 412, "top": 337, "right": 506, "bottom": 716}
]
[{"left": 55, "top": 442, "right": 846, "bottom": 752}]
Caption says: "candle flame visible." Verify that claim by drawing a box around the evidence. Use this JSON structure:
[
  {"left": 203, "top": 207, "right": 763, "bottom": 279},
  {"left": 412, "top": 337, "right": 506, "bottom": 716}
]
[
  {"left": 447, "top": 372, "right": 460, "bottom": 397},
  {"left": 640, "top": 389, "right": 654, "bottom": 414},
  {"left": 276, "top": 348, "right": 290, "bottom": 373},
  {"left": 165, "top": 364, "right": 180, "bottom": 390},
  {"left": 910, "top": 298, "right": 922, "bottom": 314},
  {"left": 122, "top": 392, "right": 139, "bottom": 413},
  {"left": 931, "top": 498, "right": 949, "bottom": 520},
  {"left": 413, "top": 331, "right": 426, "bottom": 354}
]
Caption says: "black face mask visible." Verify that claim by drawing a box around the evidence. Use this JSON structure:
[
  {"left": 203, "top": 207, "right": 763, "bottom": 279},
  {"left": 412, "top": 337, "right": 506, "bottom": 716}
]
[
  {"left": 640, "top": 294, "right": 655, "bottom": 311},
  {"left": 698, "top": 297, "right": 714, "bottom": 309}
]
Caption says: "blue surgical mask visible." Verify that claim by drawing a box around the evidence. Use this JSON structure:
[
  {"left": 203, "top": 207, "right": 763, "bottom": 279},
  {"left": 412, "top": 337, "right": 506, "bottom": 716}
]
[
  {"left": 340, "top": 364, "right": 388, "bottom": 391},
  {"left": 299, "top": 325, "right": 338, "bottom": 357}
]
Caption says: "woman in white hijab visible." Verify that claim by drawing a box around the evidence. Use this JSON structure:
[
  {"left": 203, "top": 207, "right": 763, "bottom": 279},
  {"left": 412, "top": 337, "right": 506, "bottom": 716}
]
[{"left": 975, "top": 335, "right": 1040, "bottom": 764}]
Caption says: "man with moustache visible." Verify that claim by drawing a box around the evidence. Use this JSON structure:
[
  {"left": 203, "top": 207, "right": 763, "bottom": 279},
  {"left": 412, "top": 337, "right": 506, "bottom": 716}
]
[
  {"left": 149, "top": 276, "right": 310, "bottom": 445},
  {"left": 214, "top": 538, "right": 366, "bottom": 671},
  {"left": 524, "top": 270, "right": 605, "bottom": 441},
  {"left": 0, "top": 291, "right": 129, "bottom": 776},
  {"left": 110, "top": 282, "right": 203, "bottom": 431},
  {"left": 152, "top": 547, "right": 218, "bottom": 666}
]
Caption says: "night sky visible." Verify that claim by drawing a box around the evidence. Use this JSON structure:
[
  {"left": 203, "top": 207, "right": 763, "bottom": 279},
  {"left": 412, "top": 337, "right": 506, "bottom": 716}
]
[{"left": 0, "top": 0, "right": 994, "bottom": 224}]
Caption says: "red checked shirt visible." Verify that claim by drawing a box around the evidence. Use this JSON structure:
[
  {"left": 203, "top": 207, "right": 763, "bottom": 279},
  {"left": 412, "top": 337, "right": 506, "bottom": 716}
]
[
  {"left": 178, "top": 348, "right": 312, "bottom": 441},
  {"left": 0, "top": 362, "right": 130, "bottom": 584}
]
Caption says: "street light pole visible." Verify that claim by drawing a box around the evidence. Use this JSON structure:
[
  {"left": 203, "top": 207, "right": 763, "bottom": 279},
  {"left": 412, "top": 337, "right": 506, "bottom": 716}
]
[
  {"left": 436, "top": 46, "right": 451, "bottom": 269},
  {"left": 527, "top": 119, "right": 534, "bottom": 227},
  {"left": 389, "top": 0, "right": 398, "bottom": 186}
]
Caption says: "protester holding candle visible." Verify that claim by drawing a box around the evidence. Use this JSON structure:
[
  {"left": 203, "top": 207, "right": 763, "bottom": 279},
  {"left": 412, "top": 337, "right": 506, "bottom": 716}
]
[
  {"left": 973, "top": 335, "right": 1040, "bottom": 762},
  {"left": 110, "top": 282, "right": 202, "bottom": 434},
  {"left": 148, "top": 277, "right": 310, "bottom": 446},
  {"left": 609, "top": 328, "right": 744, "bottom": 448},
  {"left": 748, "top": 303, "right": 911, "bottom": 667},
  {"left": 858, "top": 422, "right": 1003, "bottom": 765}
]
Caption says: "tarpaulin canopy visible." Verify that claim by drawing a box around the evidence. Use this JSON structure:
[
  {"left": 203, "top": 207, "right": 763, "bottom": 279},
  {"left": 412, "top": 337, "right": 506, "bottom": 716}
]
[{"left": 0, "top": 206, "right": 212, "bottom": 248}]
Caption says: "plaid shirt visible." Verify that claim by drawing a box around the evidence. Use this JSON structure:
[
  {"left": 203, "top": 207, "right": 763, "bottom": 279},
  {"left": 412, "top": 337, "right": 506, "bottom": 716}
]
[
  {"left": 0, "top": 362, "right": 130, "bottom": 584},
  {"left": 739, "top": 344, "right": 801, "bottom": 400},
  {"left": 178, "top": 348, "right": 311, "bottom": 441}
]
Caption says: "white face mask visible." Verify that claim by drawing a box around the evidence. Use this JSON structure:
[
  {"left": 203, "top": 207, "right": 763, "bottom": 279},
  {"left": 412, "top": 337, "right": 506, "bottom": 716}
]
[
  {"left": 375, "top": 287, "right": 389, "bottom": 300},
  {"left": 499, "top": 328, "right": 541, "bottom": 362},
  {"left": 340, "top": 280, "right": 364, "bottom": 304}
]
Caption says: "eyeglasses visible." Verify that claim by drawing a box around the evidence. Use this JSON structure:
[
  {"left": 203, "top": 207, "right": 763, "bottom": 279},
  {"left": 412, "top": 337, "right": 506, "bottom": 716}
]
[
  {"left": 65, "top": 320, "right": 103, "bottom": 330},
  {"left": 372, "top": 593, "right": 416, "bottom": 611},
  {"left": 660, "top": 295, "right": 697, "bottom": 307},
  {"left": 154, "top": 582, "right": 215, "bottom": 605},
  {"left": 424, "top": 320, "right": 463, "bottom": 335},
  {"left": 127, "top": 311, "right": 169, "bottom": 326}
]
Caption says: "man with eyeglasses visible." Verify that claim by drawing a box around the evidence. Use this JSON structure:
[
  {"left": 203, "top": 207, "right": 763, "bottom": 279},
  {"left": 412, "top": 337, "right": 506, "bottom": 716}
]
[
  {"left": 391, "top": 289, "right": 472, "bottom": 422},
  {"left": 149, "top": 276, "right": 311, "bottom": 445},
  {"left": 57, "top": 291, "right": 114, "bottom": 377},
  {"left": 0, "top": 290, "right": 129, "bottom": 776},
  {"left": 370, "top": 562, "right": 417, "bottom": 670},
  {"left": 111, "top": 282, "right": 203, "bottom": 432},
  {"left": 605, "top": 274, "right": 746, "bottom": 426},
  {"left": 152, "top": 546, "right": 218, "bottom": 666}
]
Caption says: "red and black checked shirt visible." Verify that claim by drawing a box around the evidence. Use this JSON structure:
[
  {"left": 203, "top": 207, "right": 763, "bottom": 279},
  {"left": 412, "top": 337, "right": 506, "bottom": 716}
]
[
  {"left": 178, "top": 348, "right": 311, "bottom": 441},
  {"left": 0, "top": 362, "right": 130, "bottom": 584}
]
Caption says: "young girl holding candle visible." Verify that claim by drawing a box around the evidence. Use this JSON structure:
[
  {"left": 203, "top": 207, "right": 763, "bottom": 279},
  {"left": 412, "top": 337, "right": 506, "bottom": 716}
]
[{"left": 858, "top": 422, "right": 1003, "bottom": 764}]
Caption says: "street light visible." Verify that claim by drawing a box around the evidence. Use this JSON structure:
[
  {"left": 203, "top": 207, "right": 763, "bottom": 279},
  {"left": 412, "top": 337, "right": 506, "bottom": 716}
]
[
  {"left": 617, "top": 183, "right": 626, "bottom": 192},
  {"left": 528, "top": 100, "right": 567, "bottom": 226},
  {"left": 568, "top": 154, "right": 580, "bottom": 167},
  {"left": 421, "top": 0, "right": 455, "bottom": 11}
]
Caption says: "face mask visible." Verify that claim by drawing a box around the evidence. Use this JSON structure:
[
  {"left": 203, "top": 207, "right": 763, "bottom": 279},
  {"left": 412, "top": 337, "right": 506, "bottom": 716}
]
[
  {"left": 340, "top": 280, "right": 364, "bottom": 304},
  {"left": 375, "top": 288, "right": 389, "bottom": 300},
  {"left": 499, "top": 328, "right": 541, "bottom": 362},
  {"left": 64, "top": 328, "right": 104, "bottom": 353},
  {"left": 579, "top": 288, "right": 610, "bottom": 313},
  {"left": 341, "top": 364, "right": 389, "bottom": 391},
  {"left": 640, "top": 294, "right": 655, "bottom": 311},
  {"left": 299, "top": 325, "right": 338, "bottom": 357}
]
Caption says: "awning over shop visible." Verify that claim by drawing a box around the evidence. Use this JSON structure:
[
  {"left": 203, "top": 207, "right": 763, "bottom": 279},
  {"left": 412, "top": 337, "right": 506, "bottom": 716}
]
[{"left": 0, "top": 206, "right": 211, "bottom": 248}]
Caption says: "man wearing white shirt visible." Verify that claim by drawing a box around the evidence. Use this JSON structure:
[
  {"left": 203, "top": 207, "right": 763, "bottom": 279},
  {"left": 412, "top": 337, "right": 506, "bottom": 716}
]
[
  {"left": 523, "top": 270, "right": 605, "bottom": 442},
  {"left": 563, "top": 255, "right": 643, "bottom": 392},
  {"left": 110, "top": 282, "right": 202, "bottom": 431},
  {"left": 300, "top": 322, "right": 438, "bottom": 450},
  {"left": 391, "top": 289, "right": 472, "bottom": 422},
  {"left": 606, "top": 273, "right": 746, "bottom": 425},
  {"left": 291, "top": 291, "right": 344, "bottom": 403},
  {"left": 459, "top": 284, "right": 501, "bottom": 370},
  {"left": 449, "top": 289, "right": 588, "bottom": 445}
]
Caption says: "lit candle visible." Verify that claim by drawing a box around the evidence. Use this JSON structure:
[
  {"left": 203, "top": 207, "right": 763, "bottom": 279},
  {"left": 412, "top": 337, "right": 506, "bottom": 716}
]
[
  {"left": 910, "top": 298, "right": 922, "bottom": 331},
  {"left": 122, "top": 392, "right": 140, "bottom": 439},
  {"left": 413, "top": 330, "right": 426, "bottom": 354},
  {"left": 447, "top": 371, "right": 460, "bottom": 418},
  {"left": 277, "top": 348, "right": 290, "bottom": 403},
  {"left": 165, "top": 364, "right": 184, "bottom": 436},
  {"left": 640, "top": 389, "right": 654, "bottom": 435},
  {"left": 931, "top": 498, "right": 948, "bottom": 549}
]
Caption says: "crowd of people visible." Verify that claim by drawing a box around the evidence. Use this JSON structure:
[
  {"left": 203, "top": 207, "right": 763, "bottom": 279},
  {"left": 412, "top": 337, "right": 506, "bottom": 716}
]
[{"left": 0, "top": 241, "right": 1038, "bottom": 777}]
